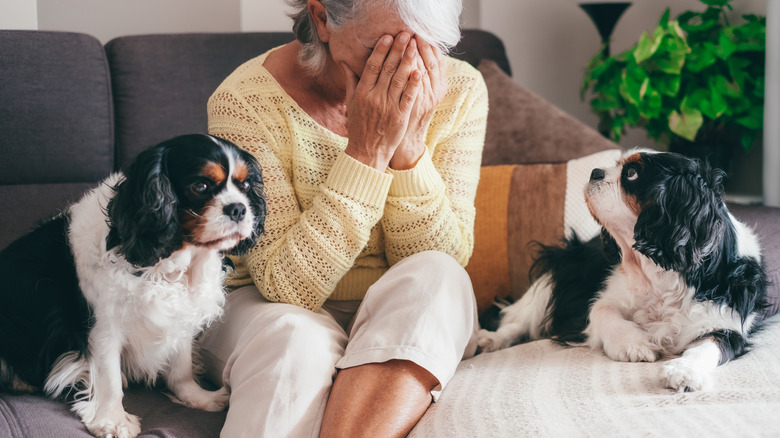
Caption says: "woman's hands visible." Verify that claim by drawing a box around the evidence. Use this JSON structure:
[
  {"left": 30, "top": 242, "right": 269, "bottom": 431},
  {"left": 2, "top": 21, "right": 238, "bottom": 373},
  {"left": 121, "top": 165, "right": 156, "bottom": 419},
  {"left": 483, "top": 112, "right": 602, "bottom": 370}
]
[
  {"left": 391, "top": 37, "right": 446, "bottom": 170},
  {"left": 342, "top": 32, "right": 445, "bottom": 171}
]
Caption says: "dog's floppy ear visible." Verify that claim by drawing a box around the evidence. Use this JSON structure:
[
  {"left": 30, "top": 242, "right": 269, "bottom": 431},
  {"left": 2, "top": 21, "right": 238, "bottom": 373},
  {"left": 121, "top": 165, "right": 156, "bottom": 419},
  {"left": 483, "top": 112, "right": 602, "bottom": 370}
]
[
  {"left": 633, "top": 160, "right": 726, "bottom": 273},
  {"left": 226, "top": 150, "right": 266, "bottom": 256},
  {"left": 107, "top": 142, "right": 182, "bottom": 267}
]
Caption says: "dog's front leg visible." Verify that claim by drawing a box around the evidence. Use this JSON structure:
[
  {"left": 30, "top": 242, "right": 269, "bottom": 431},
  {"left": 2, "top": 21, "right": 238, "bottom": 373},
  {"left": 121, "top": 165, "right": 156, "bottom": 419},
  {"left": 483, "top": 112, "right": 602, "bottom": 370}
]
[
  {"left": 165, "top": 339, "right": 229, "bottom": 412},
  {"left": 585, "top": 300, "right": 660, "bottom": 362},
  {"left": 75, "top": 328, "right": 141, "bottom": 438},
  {"left": 660, "top": 337, "right": 723, "bottom": 392}
]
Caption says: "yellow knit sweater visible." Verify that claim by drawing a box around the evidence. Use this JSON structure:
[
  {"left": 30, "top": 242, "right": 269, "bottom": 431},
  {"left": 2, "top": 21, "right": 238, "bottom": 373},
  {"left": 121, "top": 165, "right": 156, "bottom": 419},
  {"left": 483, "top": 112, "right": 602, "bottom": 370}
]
[{"left": 207, "top": 47, "right": 488, "bottom": 312}]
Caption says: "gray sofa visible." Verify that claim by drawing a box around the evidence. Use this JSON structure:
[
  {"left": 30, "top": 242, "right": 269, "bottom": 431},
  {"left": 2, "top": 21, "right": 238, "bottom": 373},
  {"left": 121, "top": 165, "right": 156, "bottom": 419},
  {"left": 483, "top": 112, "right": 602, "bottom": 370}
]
[{"left": 2, "top": 29, "right": 779, "bottom": 437}]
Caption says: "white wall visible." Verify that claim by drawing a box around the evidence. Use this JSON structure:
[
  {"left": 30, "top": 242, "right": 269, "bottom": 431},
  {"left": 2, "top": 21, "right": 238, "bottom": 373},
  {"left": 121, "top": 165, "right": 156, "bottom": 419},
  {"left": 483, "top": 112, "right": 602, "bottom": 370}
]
[
  {"left": 1, "top": 0, "right": 38, "bottom": 29},
  {"left": 240, "top": 0, "right": 292, "bottom": 32},
  {"left": 36, "top": 0, "right": 241, "bottom": 43}
]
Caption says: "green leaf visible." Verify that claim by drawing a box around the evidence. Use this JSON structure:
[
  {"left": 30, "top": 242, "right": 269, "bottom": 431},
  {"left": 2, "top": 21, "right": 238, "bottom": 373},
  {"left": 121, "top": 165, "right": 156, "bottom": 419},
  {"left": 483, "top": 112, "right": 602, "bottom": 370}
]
[
  {"left": 669, "top": 105, "right": 703, "bottom": 141},
  {"left": 718, "top": 30, "right": 737, "bottom": 59},
  {"left": 686, "top": 43, "right": 718, "bottom": 72},
  {"left": 640, "top": 89, "right": 664, "bottom": 119},
  {"left": 590, "top": 97, "right": 622, "bottom": 112},
  {"left": 652, "top": 74, "right": 681, "bottom": 96},
  {"left": 686, "top": 87, "right": 727, "bottom": 120},
  {"left": 713, "top": 75, "right": 741, "bottom": 98},
  {"left": 735, "top": 15, "right": 766, "bottom": 41},
  {"left": 679, "top": 10, "right": 720, "bottom": 35},
  {"left": 727, "top": 56, "right": 751, "bottom": 89},
  {"left": 659, "top": 8, "right": 671, "bottom": 28},
  {"left": 730, "top": 96, "right": 753, "bottom": 114},
  {"left": 634, "top": 29, "right": 663, "bottom": 64},
  {"left": 735, "top": 106, "right": 764, "bottom": 130},
  {"left": 621, "top": 64, "right": 648, "bottom": 104},
  {"left": 652, "top": 35, "right": 688, "bottom": 74}
]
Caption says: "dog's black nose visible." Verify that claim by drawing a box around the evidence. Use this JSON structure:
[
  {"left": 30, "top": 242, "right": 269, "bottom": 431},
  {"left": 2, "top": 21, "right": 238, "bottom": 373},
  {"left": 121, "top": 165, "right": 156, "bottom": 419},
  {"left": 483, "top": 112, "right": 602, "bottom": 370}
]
[
  {"left": 590, "top": 168, "right": 605, "bottom": 181},
  {"left": 224, "top": 203, "right": 247, "bottom": 223}
]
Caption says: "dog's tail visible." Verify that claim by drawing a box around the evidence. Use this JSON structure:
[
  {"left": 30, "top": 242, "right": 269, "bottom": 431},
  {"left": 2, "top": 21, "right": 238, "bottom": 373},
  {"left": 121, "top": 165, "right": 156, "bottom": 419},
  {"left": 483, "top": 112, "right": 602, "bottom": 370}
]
[
  {"left": 44, "top": 351, "right": 91, "bottom": 399},
  {"left": 532, "top": 234, "right": 614, "bottom": 344}
]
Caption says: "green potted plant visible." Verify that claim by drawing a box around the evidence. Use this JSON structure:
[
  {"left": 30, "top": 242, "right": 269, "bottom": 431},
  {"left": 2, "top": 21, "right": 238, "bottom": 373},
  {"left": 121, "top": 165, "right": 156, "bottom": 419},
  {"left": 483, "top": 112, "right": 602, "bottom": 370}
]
[{"left": 581, "top": 0, "right": 766, "bottom": 170}]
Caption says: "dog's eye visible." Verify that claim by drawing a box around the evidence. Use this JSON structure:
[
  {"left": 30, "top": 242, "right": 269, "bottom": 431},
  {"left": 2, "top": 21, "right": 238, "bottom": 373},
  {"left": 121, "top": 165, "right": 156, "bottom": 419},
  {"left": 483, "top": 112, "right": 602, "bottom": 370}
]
[
  {"left": 626, "top": 168, "right": 639, "bottom": 181},
  {"left": 191, "top": 182, "right": 210, "bottom": 194},
  {"left": 236, "top": 180, "right": 251, "bottom": 193}
]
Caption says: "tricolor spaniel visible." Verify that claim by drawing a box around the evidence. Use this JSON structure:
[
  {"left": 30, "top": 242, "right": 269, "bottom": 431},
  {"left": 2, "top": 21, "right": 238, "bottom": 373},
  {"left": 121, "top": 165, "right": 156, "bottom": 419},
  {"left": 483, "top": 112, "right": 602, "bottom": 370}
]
[
  {"left": 478, "top": 150, "right": 767, "bottom": 392},
  {"left": 0, "top": 134, "right": 266, "bottom": 437}
]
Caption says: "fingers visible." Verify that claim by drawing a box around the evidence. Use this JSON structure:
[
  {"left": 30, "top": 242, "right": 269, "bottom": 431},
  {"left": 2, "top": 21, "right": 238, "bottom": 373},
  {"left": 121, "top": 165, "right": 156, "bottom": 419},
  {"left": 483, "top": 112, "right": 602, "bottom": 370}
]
[
  {"left": 359, "top": 35, "right": 393, "bottom": 89},
  {"left": 374, "top": 32, "right": 412, "bottom": 92},
  {"left": 388, "top": 38, "right": 420, "bottom": 105},
  {"left": 400, "top": 68, "right": 423, "bottom": 114},
  {"left": 415, "top": 37, "right": 446, "bottom": 99}
]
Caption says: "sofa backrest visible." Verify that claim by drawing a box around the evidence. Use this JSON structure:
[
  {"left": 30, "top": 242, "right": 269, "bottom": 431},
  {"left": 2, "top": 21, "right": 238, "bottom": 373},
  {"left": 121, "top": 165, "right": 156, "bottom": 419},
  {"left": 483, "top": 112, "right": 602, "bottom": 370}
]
[
  {"left": 105, "top": 32, "right": 296, "bottom": 170},
  {"left": 0, "top": 30, "right": 114, "bottom": 249}
]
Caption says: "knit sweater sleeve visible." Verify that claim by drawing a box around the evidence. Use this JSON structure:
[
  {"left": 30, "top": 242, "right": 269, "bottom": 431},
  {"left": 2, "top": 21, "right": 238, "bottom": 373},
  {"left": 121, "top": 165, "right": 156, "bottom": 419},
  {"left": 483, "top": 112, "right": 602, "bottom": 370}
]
[
  {"left": 382, "top": 60, "right": 488, "bottom": 266},
  {"left": 207, "top": 60, "right": 392, "bottom": 312}
]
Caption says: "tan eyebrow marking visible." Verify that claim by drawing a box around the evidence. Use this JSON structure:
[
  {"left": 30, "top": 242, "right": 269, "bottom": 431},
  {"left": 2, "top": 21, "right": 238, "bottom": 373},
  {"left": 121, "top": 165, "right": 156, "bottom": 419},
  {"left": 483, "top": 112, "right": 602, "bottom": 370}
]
[
  {"left": 619, "top": 153, "right": 643, "bottom": 166},
  {"left": 203, "top": 162, "right": 226, "bottom": 185},
  {"left": 233, "top": 162, "right": 249, "bottom": 182}
]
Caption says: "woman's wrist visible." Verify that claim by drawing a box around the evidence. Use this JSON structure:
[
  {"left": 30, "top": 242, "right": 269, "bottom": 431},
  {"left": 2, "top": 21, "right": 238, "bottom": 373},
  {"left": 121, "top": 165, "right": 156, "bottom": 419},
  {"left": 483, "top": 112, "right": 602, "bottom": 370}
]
[
  {"left": 389, "top": 140, "right": 425, "bottom": 170},
  {"left": 344, "top": 140, "right": 394, "bottom": 171}
]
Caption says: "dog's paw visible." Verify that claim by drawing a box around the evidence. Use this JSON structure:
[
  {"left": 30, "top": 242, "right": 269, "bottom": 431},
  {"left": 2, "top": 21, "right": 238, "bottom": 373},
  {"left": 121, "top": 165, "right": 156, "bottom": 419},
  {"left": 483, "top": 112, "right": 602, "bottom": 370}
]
[
  {"left": 602, "top": 333, "right": 659, "bottom": 363},
  {"left": 196, "top": 386, "right": 230, "bottom": 412},
  {"left": 85, "top": 411, "right": 142, "bottom": 438},
  {"left": 660, "top": 358, "right": 712, "bottom": 392},
  {"left": 171, "top": 385, "right": 230, "bottom": 412},
  {"left": 477, "top": 328, "right": 506, "bottom": 353}
]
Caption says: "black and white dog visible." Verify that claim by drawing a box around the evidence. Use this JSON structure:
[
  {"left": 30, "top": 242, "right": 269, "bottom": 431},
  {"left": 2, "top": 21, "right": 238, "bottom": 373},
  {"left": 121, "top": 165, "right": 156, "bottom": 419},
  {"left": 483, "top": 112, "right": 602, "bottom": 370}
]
[
  {"left": 478, "top": 150, "right": 767, "bottom": 392},
  {"left": 0, "top": 134, "right": 266, "bottom": 438}
]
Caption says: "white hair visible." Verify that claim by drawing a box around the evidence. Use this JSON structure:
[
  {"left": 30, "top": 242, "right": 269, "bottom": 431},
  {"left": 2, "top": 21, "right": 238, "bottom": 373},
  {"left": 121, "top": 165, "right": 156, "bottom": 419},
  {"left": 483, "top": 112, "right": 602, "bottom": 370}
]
[{"left": 286, "top": 0, "right": 462, "bottom": 75}]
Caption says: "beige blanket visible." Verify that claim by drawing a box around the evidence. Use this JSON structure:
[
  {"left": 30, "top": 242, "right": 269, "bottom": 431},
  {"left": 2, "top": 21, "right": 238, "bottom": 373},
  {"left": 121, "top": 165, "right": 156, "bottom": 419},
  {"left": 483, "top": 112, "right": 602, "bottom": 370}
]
[{"left": 412, "top": 315, "right": 780, "bottom": 437}]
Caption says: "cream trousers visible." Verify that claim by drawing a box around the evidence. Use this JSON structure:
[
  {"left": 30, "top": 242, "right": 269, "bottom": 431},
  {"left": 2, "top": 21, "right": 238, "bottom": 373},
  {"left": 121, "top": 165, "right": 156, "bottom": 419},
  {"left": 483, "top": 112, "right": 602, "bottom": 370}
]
[{"left": 198, "top": 250, "right": 479, "bottom": 438}]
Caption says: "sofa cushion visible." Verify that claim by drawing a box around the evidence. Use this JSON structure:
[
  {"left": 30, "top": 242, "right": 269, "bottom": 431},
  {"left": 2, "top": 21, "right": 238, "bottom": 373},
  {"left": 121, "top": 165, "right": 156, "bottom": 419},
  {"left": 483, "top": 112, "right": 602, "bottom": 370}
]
[
  {"left": 478, "top": 59, "right": 615, "bottom": 166},
  {"left": 411, "top": 314, "right": 780, "bottom": 437},
  {"left": 0, "top": 385, "right": 226, "bottom": 438},
  {"left": 453, "top": 29, "right": 512, "bottom": 76},
  {"left": 0, "top": 183, "right": 96, "bottom": 251},
  {"left": 0, "top": 30, "right": 114, "bottom": 185},
  {"left": 466, "top": 149, "right": 622, "bottom": 314}
]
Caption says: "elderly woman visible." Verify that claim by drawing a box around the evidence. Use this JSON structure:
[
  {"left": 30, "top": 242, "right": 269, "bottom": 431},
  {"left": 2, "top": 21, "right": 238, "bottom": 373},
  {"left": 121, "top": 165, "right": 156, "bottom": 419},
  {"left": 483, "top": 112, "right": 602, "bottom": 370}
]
[{"left": 200, "top": 0, "right": 488, "bottom": 436}]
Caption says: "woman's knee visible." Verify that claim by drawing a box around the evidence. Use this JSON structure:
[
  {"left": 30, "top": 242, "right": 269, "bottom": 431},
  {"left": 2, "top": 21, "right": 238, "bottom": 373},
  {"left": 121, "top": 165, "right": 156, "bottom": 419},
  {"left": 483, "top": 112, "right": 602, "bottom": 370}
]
[
  {"left": 388, "top": 250, "right": 475, "bottom": 309},
  {"left": 225, "top": 305, "right": 348, "bottom": 387}
]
